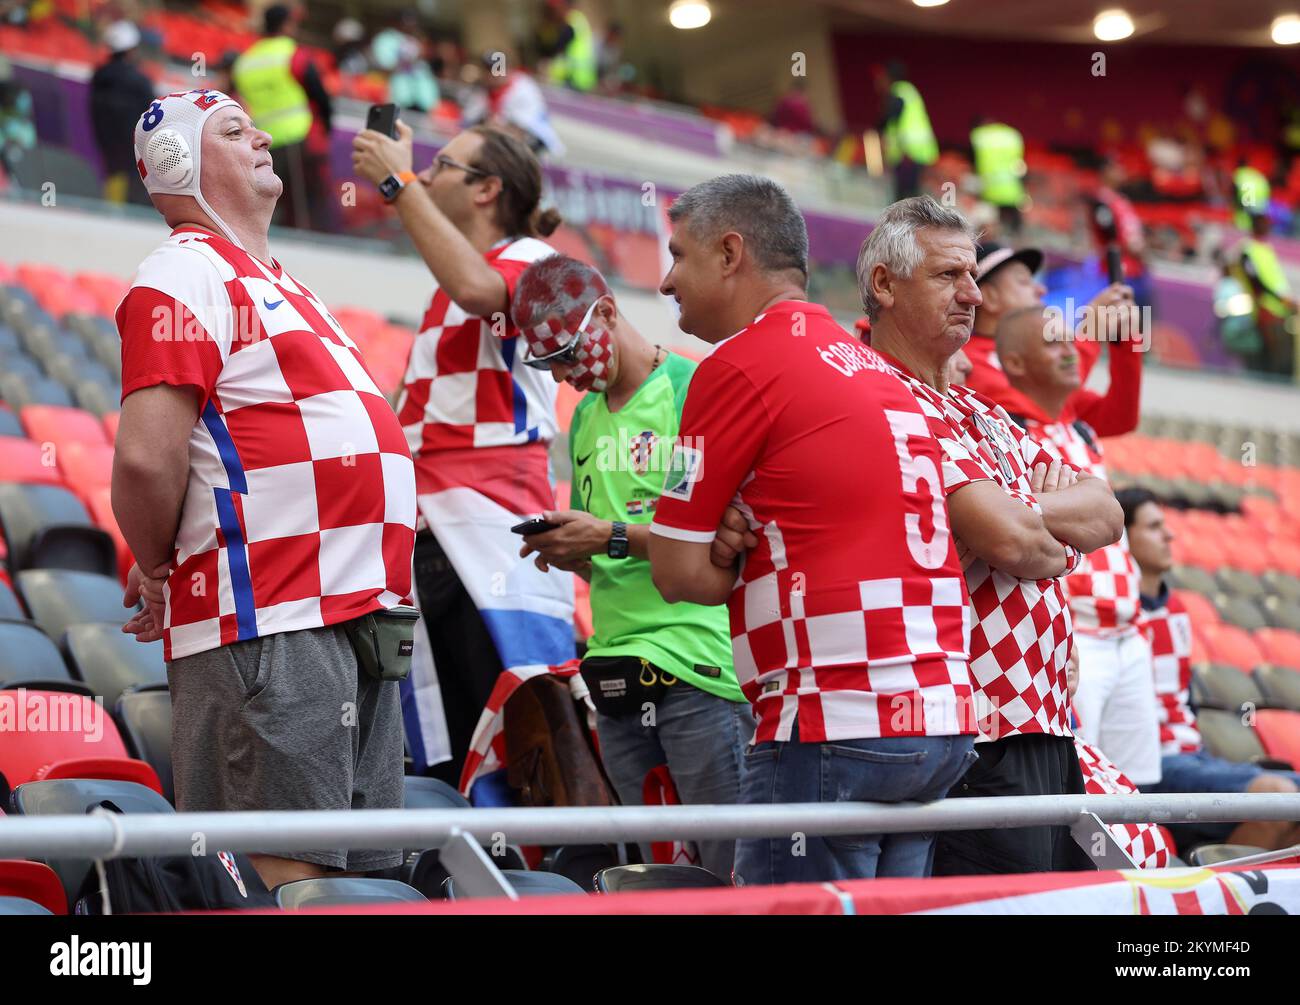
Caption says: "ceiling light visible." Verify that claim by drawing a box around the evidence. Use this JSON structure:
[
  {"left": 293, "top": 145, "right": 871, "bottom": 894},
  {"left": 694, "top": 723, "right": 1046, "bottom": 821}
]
[
  {"left": 1093, "top": 9, "right": 1135, "bottom": 41},
  {"left": 668, "top": 1, "right": 712, "bottom": 30},
  {"left": 912, "top": 0, "right": 950, "bottom": 7},
  {"left": 1272, "top": 14, "right": 1300, "bottom": 44}
]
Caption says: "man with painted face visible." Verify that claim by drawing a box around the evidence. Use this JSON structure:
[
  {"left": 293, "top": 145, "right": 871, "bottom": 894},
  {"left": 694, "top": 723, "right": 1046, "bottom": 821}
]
[
  {"left": 112, "top": 89, "right": 416, "bottom": 889},
  {"left": 511, "top": 253, "right": 751, "bottom": 880}
]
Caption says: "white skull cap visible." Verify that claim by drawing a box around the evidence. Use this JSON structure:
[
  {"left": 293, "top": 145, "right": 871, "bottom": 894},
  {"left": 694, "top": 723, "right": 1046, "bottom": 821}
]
[{"left": 133, "top": 89, "right": 246, "bottom": 248}]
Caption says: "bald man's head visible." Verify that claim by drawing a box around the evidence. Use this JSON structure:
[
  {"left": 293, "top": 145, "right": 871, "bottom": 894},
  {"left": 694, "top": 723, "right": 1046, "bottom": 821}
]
[{"left": 996, "top": 305, "right": 1081, "bottom": 403}]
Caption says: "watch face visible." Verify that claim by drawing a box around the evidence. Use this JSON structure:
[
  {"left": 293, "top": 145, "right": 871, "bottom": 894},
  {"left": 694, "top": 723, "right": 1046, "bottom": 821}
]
[{"left": 379, "top": 175, "right": 401, "bottom": 200}]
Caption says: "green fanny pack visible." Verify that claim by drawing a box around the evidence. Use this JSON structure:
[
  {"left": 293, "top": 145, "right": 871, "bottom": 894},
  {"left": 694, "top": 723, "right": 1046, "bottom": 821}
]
[{"left": 344, "top": 606, "right": 421, "bottom": 681}]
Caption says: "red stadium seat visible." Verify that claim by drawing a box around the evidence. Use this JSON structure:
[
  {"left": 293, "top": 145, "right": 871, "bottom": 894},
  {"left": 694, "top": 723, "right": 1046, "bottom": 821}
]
[
  {"left": 1172, "top": 589, "right": 1219, "bottom": 628},
  {"left": 86, "top": 486, "right": 132, "bottom": 583},
  {"left": 0, "top": 858, "right": 66, "bottom": 915},
  {"left": 1252, "top": 709, "right": 1300, "bottom": 770},
  {"left": 1197, "top": 623, "right": 1267, "bottom": 671},
  {"left": 1254, "top": 629, "right": 1300, "bottom": 671},
  {"left": 102, "top": 411, "right": 120, "bottom": 444},
  {"left": 0, "top": 689, "right": 163, "bottom": 795},
  {"left": 20, "top": 405, "right": 109, "bottom": 449},
  {"left": 55, "top": 441, "right": 114, "bottom": 496},
  {"left": 0, "top": 436, "right": 63, "bottom": 486}
]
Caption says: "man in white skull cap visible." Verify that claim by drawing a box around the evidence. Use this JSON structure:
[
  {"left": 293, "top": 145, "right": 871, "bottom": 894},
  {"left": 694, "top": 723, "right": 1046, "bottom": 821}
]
[{"left": 112, "top": 89, "right": 417, "bottom": 889}]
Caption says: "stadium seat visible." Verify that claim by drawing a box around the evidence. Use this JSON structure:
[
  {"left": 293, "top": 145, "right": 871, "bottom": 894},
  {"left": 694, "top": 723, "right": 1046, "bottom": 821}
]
[
  {"left": 0, "top": 580, "right": 25, "bottom": 620},
  {"left": 1171, "top": 589, "right": 1218, "bottom": 627},
  {"left": 403, "top": 774, "right": 471, "bottom": 809},
  {"left": 0, "top": 896, "right": 53, "bottom": 914},
  {"left": 1251, "top": 709, "right": 1300, "bottom": 769},
  {"left": 1262, "top": 599, "right": 1300, "bottom": 632},
  {"left": 595, "top": 863, "right": 728, "bottom": 893},
  {"left": 1253, "top": 664, "right": 1300, "bottom": 711},
  {"left": 1196, "top": 623, "right": 1268, "bottom": 671},
  {"left": 0, "top": 482, "right": 118, "bottom": 575},
  {"left": 84, "top": 486, "right": 132, "bottom": 582},
  {"left": 0, "top": 858, "right": 66, "bottom": 914},
  {"left": 65, "top": 624, "right": 166, "bottom": 705},
  {"left": 20, "top": 404, "right": 109, "bottom": 449},
  {"left": 1214, "top": 595, "right": 1267, "bottom": 631},
  {"left": 539, "top": 844, "right": 622, "bottom": 889},
  {"left": 16, "top": 569, "right": 137, "bottom": 645},
  {"left": 1262, "top": 571, "right": 1300, "bottom": 605},
  {"left": 10, "top": 778, "right": 173, "bottom": 911},
  {"left": 0, "top": 408, "right": 23, "bottom": 437},
  {"left": 102, "top": 412, "right": 119, "bottom": 444},
  {"left": 113, "top": 686, "right": 173, "bottom": 805},
  {"left": 274, "top": 877, "right": 427, "bottom": 910},
  {"left": 1215, "top": 567, "right": 1268, "bottom": 600},
  {"left": 1190, "top": 663, "right": 1264, "bottom": 712},
  {"left": 0, "top": 373, "right": 73, "bottom": 409},
  {"left": 403, "top": 844, "right": 527, "bottom": 898},
  {"left": 1167, "top": 565, "right": 1217, "bottom": 597},
  {"left": 1195, "top": 708, "right": 1267, "bottom": 763},
  {"left": 442, "top": 869, "right": 585, "bottom": 900},
  {"left": 0, "top": 436, "right": 63, "bottom": 486},
  {"left": 1186, "top": 844, "right": 1267, "bottom": 867},
  {"left": 55, "top": 441, "right": 114, "bottom": 497},
  {"left": 0, "top": 620, "right": 79, "bottom": 690},
  {"left": 1254, "top": 629, "right": 1300, "bottom": 669}
]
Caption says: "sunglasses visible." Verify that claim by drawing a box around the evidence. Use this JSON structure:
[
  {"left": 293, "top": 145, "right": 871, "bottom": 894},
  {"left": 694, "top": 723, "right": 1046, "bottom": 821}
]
[{"left": 522, "top": 300, "right": 598, "bottom": 370}]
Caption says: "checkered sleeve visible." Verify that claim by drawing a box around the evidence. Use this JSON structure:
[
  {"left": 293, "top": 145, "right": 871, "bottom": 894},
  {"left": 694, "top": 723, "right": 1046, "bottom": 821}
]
[
  {"left": 491, "top": 255, "right": 536, "bottom": 339},
  {"left": 116, "top": 285, "right": 224, "bottom": 404},
  {"left": 651, "top": 356, "right": 769, "bottom": 543}
]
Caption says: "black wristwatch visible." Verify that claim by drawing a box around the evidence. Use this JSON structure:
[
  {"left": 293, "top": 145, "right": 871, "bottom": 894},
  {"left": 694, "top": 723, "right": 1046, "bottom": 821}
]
[
  {"left": 607, "top": 521, "right": 629, "bottom": 559},
  {"left": 378, "top": 170, "right": 416, "bottom": 203}
]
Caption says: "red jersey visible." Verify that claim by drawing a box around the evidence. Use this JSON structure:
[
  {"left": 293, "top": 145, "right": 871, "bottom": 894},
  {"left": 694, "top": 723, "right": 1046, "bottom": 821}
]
[
  {"left": 1140, "top": 588, "right": 1200, "bottom": 756},
  {"left": 652, "top": 301, "right": 974, "bottom": 744}
]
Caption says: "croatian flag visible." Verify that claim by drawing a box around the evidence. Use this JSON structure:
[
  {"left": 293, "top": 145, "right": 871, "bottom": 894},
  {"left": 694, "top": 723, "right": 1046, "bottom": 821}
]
[{"left": 400, "top": 450, "right": 576, "bottom": 773}]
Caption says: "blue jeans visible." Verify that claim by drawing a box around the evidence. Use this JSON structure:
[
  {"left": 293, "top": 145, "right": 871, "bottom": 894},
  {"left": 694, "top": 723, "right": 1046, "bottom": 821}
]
[
  {"left": 1147, "top": 750, "right": 1300, "bottom": 794},
  {"left": 733, "top": 732, "right": 978, "bottom": 885},
  {"left": 595, "top": 683, "right": 754, "bottom": 880}
]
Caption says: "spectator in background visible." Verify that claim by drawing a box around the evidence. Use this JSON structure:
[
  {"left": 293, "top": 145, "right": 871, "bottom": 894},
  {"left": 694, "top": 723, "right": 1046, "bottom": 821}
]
[
  {"left": 351, "top": 122, "right": 572, "bottom": 789},
  {"left": 853, "top": 196, "right": 1121, "bottom": 875},
  {"left": 597, "top": 21, "right": 632, "bottom": 94},
  {"left": 996, "top": 306, "right": 1159, "bottom": 787},
  {"left": 512, "top": 254, "right": 752, "bottom": 881},
  {"left": 1087, "top": 160, "right": 1152, "bottom": 310},
  {"left": 231, "top": 3, "right": 333, "bottom": 232},
  {"left": 769, "top": 79, "right": 815, "bottom": 137},
  {"left": 470, "top": 52, "right": 565, "bottom": 159},
  {"left": 1233, "top": 212, "right": 1297, "bottom": 378},
  {"left": 541, "top": 0, "right": 597, "bottom": 93},
  {"left": 969, "top": 115, "right": 1026, "bottom": 236},
  {"left": 372, "top": 13, "right": 438, "bottom": 114},
  {"left": 115, "top": 90, "right": 415, "bottom": 890},
  {"left": 0, "top": 57, "right": 36, "bottom": 183},
  {"left": 653, "top": 177, "right": 979, "bottom": 884},
  {"left": 90, "top": 21, "right": 155, "bottom": 206},
  {"left": 874, "top": 60, "right": 937, "bottom": 201},
  {"left": 965, "top": 242, "right": 1141, "bottom": 436},
  {"left": 332, "top": 17, "right": 370, "bottom": 76},
  {"left": 1118, "top": 488, "right": 1300, "bottom": 851}
]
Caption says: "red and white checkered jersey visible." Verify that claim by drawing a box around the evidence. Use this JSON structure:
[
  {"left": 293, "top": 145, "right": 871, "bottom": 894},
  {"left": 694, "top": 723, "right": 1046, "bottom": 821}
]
[
  {"left": 1017, "top": 415, "right": 1141, "bottom": 637},
  {"left": 396, "top": 238, "right": 559, "bottom": 466},
  {"left": 116, "top": 227, "right": 416, "bottom": 661},
  {"left": 651, "top": 302, "right": 974, "bottom": 745},
  {"left": 1140, "top": 589, "right": 1201, "bottom": 755},
  {"left": 878, "top": 354, "right": 1079, "bottom": 742},
  {"left": 1075, "top": 737, "right": 1174, "bottom": 868}
]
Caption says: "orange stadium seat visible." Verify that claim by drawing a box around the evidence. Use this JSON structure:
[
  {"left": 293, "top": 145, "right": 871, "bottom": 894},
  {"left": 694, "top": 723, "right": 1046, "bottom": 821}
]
[
  {"left": 56, "top": 441, "right": 114, "bottom": 498},
  {"left": 1172, "top": 589, "right": 1219, "bottom": 628},
  {"left": 20, "top": 405, "right": 109, "bottom": 450},
  {"left": 1251, "top": 709, "right": 1300, "bottom": 769},
  {"left": 1196, "top": 623, "right": 1267, "bottom": 671},
  {"left": 0, "top": 436, "right": 63, "bottom": 486}
]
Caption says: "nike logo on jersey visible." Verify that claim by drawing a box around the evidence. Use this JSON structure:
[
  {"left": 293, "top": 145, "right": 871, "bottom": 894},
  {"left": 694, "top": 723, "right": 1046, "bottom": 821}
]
[
  {"left": 263, "top": 298, "right": 284, "bottom": 310},
  {"left": 575, "top": 450, "right": 593, "bottom": 466}
]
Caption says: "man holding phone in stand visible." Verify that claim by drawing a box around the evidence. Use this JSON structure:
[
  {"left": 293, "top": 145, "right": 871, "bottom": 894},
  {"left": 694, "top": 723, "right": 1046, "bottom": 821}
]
[{"left": 353, "top": 116, "right": 573, "bottom": 789}]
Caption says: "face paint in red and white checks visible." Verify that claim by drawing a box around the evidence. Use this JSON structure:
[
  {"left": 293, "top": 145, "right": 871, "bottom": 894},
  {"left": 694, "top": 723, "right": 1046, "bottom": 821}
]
[{"left": 567, "top": 315, "right": 614, "bottom": 392}]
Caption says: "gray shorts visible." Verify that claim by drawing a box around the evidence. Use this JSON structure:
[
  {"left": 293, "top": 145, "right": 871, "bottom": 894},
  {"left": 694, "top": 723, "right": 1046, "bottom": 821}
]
[{"left": 166, "top": 623, "right": 405, "bottom": 872}]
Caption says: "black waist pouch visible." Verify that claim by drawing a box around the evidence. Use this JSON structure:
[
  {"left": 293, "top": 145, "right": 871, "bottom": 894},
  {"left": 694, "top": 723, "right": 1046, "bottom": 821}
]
[
  {"left": 344, "top": 605, "right": 421, "bottom": 681},
  {"left": 580, "top": 655, "right": 677, "bottom": 718}
]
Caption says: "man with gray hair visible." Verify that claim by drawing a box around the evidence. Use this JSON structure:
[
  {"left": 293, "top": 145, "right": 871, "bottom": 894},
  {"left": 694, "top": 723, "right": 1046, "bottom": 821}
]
[
  {"left": 856, "top": 195, "right": 1123, "bottom": 874},
  {"left": 651, "top": 176, "right": 980, "bottom": 884}
]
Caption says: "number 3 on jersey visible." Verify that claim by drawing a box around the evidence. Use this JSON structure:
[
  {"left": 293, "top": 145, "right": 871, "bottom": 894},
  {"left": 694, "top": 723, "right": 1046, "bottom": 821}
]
[{"left": 884, "top": 409, "right": 950, "bottom": 570}]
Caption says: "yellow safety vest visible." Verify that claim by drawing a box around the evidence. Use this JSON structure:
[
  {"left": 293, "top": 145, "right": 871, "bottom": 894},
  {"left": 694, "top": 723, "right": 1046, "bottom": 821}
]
[
  {"left": 970, "top": 122, "right": 1025, "bottom": 208},
  {"left": 883, "top": 80, "right": 938, "bottom": 167},
  {"left": 1233, "top": 166, "right": 1270, "bottom": 231},
  {"left": 232, "top": 36, "right": 313, "bottom": 149},
  {"left": 1240, "top": 239, "right": 1291, "bottom": 319},
  {"left": 547, "top": 10, "right": 597, "bottom": 92}
]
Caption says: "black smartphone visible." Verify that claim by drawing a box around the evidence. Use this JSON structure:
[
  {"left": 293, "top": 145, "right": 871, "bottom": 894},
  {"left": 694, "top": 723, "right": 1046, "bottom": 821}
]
[
  {"left": 511, "top": 517, "right": 560, "bottom": 536},
  {"left": 367, "top": 102, "right": 398, "bottom": 139},
  {"left": 1105, "top": 243, "right": 1124, "bottom": 285}
]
